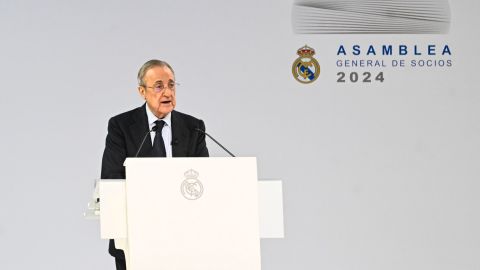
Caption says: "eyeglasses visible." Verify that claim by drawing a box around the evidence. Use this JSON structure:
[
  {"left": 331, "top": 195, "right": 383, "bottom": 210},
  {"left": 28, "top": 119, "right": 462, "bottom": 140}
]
[{"left": 143, "top": 81, "right": 179, "bottom": 93}]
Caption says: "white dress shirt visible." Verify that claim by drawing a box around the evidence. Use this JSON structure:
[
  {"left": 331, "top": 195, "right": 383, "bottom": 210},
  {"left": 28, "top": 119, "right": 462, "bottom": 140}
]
[{"left": 145, "top": 105, "right": 172, "bottom": 157}]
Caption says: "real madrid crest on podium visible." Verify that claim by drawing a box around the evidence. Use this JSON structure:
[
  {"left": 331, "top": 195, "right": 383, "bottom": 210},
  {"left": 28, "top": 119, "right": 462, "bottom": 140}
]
[
  {"left": 181, "top": 169, "right": 204, "bottom": 200},
  {"left": 292, "top": 45, "right": 320, "bottom": 84}
]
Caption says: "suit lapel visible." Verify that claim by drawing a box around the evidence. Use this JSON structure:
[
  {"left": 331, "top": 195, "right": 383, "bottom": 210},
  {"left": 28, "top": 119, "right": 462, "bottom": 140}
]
[
  {"left": 129, "top": 104, "right": 153, "bottom": 157},
  {"left": 171, "top": 110, "right": 189, "bottom": 157}
]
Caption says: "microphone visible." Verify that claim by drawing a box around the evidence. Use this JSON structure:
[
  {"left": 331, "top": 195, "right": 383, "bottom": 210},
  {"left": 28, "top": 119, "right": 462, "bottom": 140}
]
[
  {"left": 195, "top": 128, "right": 236, "bottom": 157},
  {"left": 135, "top": 124, "right": 159, "bottom": 157}
]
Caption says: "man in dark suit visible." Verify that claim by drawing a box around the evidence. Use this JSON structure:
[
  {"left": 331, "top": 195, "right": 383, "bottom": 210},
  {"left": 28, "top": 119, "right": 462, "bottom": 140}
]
[{"left": 101, "top": 59, "right": 209, "bottom": 270}]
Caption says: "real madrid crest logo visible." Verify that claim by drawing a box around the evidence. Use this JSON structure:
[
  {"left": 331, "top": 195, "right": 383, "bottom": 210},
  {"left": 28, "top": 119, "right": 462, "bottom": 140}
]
[
  {"left": 181, "top": 169, "right": 204, "bottom": 200},
  {"left": 292, "top": 45, "right": 320, "bottom": 84}
]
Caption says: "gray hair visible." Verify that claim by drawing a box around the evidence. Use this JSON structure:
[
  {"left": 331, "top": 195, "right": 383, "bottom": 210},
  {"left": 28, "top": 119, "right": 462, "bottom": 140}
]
[{"left": 137, "top": 59, "right": 175, "bottom": 86}]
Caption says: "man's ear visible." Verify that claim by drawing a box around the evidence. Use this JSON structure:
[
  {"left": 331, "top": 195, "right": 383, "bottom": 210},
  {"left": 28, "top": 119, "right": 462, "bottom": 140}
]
[{"left": 138, "top": 86, "right": 146, "bottom": 99}]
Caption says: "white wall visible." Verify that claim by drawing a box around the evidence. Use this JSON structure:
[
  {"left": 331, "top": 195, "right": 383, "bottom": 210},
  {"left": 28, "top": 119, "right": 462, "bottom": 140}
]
[{"left": 0, "top": 0, "right": 478, "bottom": 269}]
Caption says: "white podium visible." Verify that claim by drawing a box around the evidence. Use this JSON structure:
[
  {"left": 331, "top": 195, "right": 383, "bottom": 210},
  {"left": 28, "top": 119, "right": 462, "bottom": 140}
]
[{"left": 87, "top": 157, "right": 284, "bottom": 270}]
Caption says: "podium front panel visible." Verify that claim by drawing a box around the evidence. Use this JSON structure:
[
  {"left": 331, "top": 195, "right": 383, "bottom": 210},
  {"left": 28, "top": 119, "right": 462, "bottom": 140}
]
[{"left": 124, "top": 157, "right": 261, "bottom": 270}]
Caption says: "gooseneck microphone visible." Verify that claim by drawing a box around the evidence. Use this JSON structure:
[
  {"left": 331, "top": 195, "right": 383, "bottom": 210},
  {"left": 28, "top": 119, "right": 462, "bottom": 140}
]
[
  {"left": 135, "top": 124, "right": 159, "bottom": 157},
  {"left": 195, "top": 128, "right": 236, "bottom": 157}
]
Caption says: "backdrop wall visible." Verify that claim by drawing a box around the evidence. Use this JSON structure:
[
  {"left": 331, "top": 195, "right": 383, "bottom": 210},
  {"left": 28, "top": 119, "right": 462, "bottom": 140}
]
[{"left": 0, "top": 1, "right": 478, "bottom": 269}]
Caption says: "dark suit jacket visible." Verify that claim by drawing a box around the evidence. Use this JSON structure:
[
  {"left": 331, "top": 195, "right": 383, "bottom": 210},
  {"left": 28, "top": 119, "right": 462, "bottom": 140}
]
[{"left": 101, "top": 103, "right": 209, "bottom": 259}]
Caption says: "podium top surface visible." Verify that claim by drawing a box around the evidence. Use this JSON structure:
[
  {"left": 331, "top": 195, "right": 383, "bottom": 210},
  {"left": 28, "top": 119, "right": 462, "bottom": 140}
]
[{"left": 124, "top": 156, "right": 256, "bottom": 166}]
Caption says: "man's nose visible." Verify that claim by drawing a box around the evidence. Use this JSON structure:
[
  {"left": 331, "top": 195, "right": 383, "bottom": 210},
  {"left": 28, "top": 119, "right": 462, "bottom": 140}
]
[{"left": 162, "top": 87, "right": 173, "bottom": 96}]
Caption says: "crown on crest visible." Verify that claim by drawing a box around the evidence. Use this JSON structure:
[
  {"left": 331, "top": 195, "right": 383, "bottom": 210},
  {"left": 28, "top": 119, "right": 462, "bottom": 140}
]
[
  {"left": 297, "top": 45, "right": 315, "bottom": 57},
  {"left": 184, "top": 169, "right": 199, "bottom": 179}
]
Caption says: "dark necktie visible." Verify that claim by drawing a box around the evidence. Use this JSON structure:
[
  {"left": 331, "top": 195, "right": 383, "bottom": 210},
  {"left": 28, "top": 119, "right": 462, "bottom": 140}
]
[{"left": 152, "top": 120, "right": 166, "bottom": 157}]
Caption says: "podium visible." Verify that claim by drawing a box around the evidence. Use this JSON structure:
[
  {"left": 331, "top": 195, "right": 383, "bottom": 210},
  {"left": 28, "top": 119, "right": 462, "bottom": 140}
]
[{"left": 87, "top": 157, "right": 284, "bottom": 270}]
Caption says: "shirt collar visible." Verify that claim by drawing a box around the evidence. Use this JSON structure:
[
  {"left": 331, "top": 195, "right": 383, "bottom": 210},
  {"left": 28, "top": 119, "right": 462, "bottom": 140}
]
[{"left": 145, "top": 104, "right": 172, "bottom": 128}]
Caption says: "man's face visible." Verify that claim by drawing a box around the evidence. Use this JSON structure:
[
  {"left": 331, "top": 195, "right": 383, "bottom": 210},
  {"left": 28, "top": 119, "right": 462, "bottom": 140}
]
[{"left": 138, "top": 65, "right": 176, "bottom": 119}]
